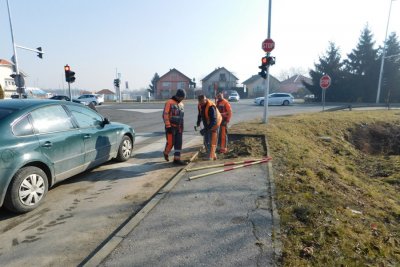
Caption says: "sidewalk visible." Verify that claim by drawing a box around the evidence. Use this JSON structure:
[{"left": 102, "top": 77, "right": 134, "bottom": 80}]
[{"left": 84, "top": 155, "right": 280, "bottom": 267}]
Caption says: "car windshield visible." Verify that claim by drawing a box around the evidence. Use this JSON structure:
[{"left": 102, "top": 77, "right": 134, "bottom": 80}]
[{"left": 0, "top": 108, "right": 15, "bottom": 120}]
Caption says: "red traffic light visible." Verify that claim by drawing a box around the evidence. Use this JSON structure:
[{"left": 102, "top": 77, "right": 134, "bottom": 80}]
[
  {"left": 262, "top": 57, "right": 268, "bottom": 65},
  {"left": 64, "top": 65, "right": 70, "bottom": 72}
]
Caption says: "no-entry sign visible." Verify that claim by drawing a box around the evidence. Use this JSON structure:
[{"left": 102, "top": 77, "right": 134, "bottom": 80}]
[
  {"left": 320, "top": 75, "right": 331, "bottom": 89},
  {"left": 262, "top": 38, "right": 275, "bottom": 52}
]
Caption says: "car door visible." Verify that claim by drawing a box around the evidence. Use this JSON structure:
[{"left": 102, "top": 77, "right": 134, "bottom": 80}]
[
  {"left": 30, "top": 105, "right": 85, "bottom": 183},
  {"left": 67, "top": 105, "right": 117, "bottom": 169}
]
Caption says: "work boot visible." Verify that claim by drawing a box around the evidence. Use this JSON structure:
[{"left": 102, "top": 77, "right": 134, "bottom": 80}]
[
  {"left": 163, "top": 153, "right": 169, "bottom": 162},
  {"left": 173, "top": 159, "right": 188, "bottom": 165}
]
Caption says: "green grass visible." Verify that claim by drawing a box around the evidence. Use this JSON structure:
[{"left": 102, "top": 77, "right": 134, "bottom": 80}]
[{"left": 230, "top": 110, "right": 400, "bottom": 266}]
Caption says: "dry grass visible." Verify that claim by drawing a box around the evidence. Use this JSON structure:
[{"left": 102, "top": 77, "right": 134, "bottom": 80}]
[{"left": 230, "top": 110, "right": 400, "bottom": 266}]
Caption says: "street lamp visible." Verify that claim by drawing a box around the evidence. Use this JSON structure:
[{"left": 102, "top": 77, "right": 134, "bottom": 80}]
[{"left": 376, "top": 0, "right": 397, "bottom": 104}]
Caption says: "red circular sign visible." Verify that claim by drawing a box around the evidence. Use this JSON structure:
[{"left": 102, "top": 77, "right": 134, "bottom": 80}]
[
  {"left": 262, "top": 38, "right": 275, "bottom": 52},
  {"left": 320, "top": 75, "right": 331, "bottom": 89}
]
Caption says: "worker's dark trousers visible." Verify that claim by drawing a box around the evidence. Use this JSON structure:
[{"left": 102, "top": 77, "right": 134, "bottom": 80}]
[{"left": 164, "top": 127, "right": 183, "bottom": 160}]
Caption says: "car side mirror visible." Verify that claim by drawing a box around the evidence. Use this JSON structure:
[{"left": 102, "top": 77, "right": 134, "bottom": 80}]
[{"left": 102, "top": 117, "right": 110, "bottom": 126}]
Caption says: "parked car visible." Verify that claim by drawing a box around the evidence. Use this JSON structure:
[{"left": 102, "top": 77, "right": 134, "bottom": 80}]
[
  {"left": 10, "top": 94, "right": 28, "bottom": 99},
  {"left": 254, "top": 93, "right": 294, "bottom": 106},
  {"left": 0, "top": 99, "right": 135, "bottom": 213},
  {"left": 49, "top": 95, "right": 85, "bottom": 104},
  {"left": 76, "top": 94, "right": 104, "bottom": 106},
  {"left": 228, "top": 91, "right": 240, "bottom": 102}
]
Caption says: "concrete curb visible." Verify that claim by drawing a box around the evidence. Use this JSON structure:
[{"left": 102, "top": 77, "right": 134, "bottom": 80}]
[
  {"left": 264, "top": 135, "right": 282, "bottom": 264},
  {"left": 80, "top": 152, "right": 199, "bottom": 267}
]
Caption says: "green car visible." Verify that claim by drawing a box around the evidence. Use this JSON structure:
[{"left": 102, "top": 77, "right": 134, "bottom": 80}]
[{"left": 0, "top": 99, "right": 135, "bottom": 213}]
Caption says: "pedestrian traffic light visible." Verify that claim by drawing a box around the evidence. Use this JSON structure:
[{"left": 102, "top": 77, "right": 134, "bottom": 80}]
[
  {"left": 266, "top": 56, "right": 275, "bottom": 66},
  {"left": 37, "top": 47, "right": 43, "bottom": 59},
  {"left": 64, "top": 65, "right": 76, "bottom": 83},
  {"left": 114, "top": 79, "right": 120, "bottom": 87}
]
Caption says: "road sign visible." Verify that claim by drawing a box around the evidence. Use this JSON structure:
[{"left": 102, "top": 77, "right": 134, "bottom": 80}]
[
  {"left": 320, "top": 75, "right": 331, "bottom": 89},
  {"left": 262, "top": 38, "right": 275, "bottom": 52}
]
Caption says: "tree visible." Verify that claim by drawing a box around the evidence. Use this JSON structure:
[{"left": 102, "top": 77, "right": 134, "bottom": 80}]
[
  {"left": 148, "top": 73, "right": 160, "bottom": 97},
  {"left": 344, "top": 25, "right": 379, "bottom": 102},
  {"left": 303, "top": 42, "right": 345, "bottom": 101},
  {"left": 0, "top": 84, "right": 4, "bottom": 99},
  {"left": 380, "top": 32, "right": 400, "bottom": 103}
]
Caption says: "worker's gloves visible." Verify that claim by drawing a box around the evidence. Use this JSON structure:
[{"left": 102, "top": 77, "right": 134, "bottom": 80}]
[{"left": 200, "top": 128, "right": 206, "bottom": 136}]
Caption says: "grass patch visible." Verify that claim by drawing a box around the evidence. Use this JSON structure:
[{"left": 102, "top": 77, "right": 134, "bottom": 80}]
[{"left": 230, "top": 110, "right": 400, "bottom": 266}]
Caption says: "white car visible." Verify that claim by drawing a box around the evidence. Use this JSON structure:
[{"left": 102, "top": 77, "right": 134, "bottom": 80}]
[
  {"left": 76, "top": 94, "right": 104, "bottom": 106},
  {"left": 254, "top": 93, "right": 294, "bottom": 106},
  {"left": 228, "top": 92, "right": 240, "bottom": 102}
]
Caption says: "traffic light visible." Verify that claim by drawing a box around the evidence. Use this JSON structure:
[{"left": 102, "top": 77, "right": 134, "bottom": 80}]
[
  {"left": 266, "top": 56, "right": 275, "bottom": 66},
  {"left": 114, "top": 79, "right": 120, "bottom": 87},
  {"left": 37, "top": 47, "right": 43, "bottom": 59},
  {"left": 258, "top": 56, "right": 268, "bottom": 79},
  {"left": 64, "top": 65, "right": 76, "bottom": 83},
  {"left": 258, "top": 56, "right": 276, "bottom": 79}
]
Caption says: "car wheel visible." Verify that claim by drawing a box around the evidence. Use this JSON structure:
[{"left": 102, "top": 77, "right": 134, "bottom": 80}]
[
  {"left": 283, "top": 100, "right": 289, "bottom": 106},
  {"left": 91, "top": 101, "right": 97, "bottom": 106},
  {"left": 116, "top": 135, "right": 133, "bottom": 162},
  {"left": 4, "top": 166, "right": 48, "bottom": 213},
  {"left": 260, "top": 100, "right": 264, "bottom": 106}
]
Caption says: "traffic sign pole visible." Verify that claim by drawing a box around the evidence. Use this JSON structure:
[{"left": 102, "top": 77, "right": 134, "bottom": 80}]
[{"left": 320, "top": 75, "right": 331, "bottom": 111}]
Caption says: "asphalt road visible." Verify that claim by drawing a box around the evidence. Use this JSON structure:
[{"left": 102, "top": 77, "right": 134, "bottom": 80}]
[{"left": 0, "top": 99, "right": 325, "bottom": 266}]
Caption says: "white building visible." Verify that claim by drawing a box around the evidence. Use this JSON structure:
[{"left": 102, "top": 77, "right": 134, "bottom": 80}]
[{"left": 0, "top": 59, "right": 27, "bottom": 99}]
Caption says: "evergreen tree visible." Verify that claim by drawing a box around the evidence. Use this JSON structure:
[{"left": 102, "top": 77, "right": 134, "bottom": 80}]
[
  {"left": 148, "top": 73, "right": 160, "bottom": 97},
  {"left": 380, "top": 32, "right": 400, "bottom": 103},
  {"left": 303, "top": 42, "right": 345, "bottom": 101},
  {"left": 344, "top": 25, "right": 379, "bottom": 102}
]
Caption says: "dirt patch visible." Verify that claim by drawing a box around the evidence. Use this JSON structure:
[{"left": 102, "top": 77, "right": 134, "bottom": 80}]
[
  {"left": 198, "top": 134, "right": 267, "bottom": 160},
  {"left": 347, "top": 122, "right": 400, "bottom": 155}
]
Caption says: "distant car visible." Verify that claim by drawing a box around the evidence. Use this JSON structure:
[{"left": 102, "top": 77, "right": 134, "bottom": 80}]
[
  {"left": 228, "top": 92, "right": 240, "bottom": 102},
  {"left": 254, "top": 93, "right": 294, "bottom": 106},
  {"left": 0, "top": 99, "right": 135, "bottom": 213},
  {"left": 11, "top": 94, "right": 28, "bottom": 99},
  {"left": 49, "top": 95, "right": 84, "bottom": 104},
  {"left": 76, "top": 94, "right": 104, "bottom": 106}
]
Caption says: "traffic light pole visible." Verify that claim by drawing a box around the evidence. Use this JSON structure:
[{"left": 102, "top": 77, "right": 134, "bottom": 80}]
[
  {"left": 68, "top": 82, "right": 72, "bottom": 101},
  {"left": 262, "top": 0, "right": 272, "bottom": 124},
  {"left": 6, "top": 0, "right": 22, "bottom": 98}
]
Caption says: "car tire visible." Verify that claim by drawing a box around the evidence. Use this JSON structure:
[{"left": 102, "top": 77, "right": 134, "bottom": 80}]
[
  {"left": 283, "top": 100, "right": 289, "bottom": 106},
  {"left": 4, "top": 166, "right": 48, "bottom": 213},
  {"left": 91, "top": 101, "right": 97, "bottom": 106},
  {"left": 260, "top": 100, "right": 264, "bottom": 106},
  {"left": 116, "top": 135, "right": 133, "bottom": 162}
]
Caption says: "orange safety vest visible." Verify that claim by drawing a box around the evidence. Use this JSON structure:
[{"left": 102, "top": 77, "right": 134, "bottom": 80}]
[
  {"left": 163, "top": 98, "right": 184, "bottom": 128},
  {"left": 198, "top": 99, "right": 222, "bottom": 127},
  {"left": 217, "top": 98, "right": 232, "bottom": 122}
]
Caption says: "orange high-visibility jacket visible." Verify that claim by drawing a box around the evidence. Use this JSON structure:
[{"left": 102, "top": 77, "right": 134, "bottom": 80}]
[
  {"left": 217, "top": 98, "right": 232, "bottom": 123},
  {"left": 163, "top": 97, "right": 184, "bottom": 128},
  {"left": 197, "top": 99, "right": 222, "bottom": 129}
]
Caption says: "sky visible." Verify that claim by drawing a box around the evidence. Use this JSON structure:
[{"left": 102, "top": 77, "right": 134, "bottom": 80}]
[{"left": 0, "top": 0, "right": 399, "bottom": 91}]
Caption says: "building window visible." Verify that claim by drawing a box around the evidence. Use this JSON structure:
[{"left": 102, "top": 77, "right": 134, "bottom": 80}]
[
  {"left": 219, "top": 73, "right": 226, "bottom": 81},
  {"left": 162, "top": 82, "right": 171, "bottom": 88},
  {"left": 177, "top": 82, "right": 185, "bottom": 89}
]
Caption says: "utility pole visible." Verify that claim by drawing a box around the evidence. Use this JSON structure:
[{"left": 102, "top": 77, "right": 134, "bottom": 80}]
[
  {"left": 376, "top": 0, "right": 397, "bottom": 104},
  {"left": 262, "top": 0, "right": 272, "bottom": 124}
]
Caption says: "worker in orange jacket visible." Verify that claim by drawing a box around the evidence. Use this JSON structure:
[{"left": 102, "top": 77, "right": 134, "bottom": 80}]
[
  {"left": 216, "top": 92, "right": 232, "bottom": 153},
  {"left": 196, "top": 94, "right": 222, "bottom": 160},
  {"left": 162, "top": 89, "right": 187, "bottom": 165}
]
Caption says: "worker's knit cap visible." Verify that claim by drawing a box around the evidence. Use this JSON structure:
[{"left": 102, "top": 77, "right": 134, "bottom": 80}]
[{"left": 176, "top": 89, "right": 186, "bottom": 98}]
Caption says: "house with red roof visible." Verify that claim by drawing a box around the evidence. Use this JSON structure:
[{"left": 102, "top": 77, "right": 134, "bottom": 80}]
[{"left": 156, "top": 68, "right": 195, "bottom": 99}]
